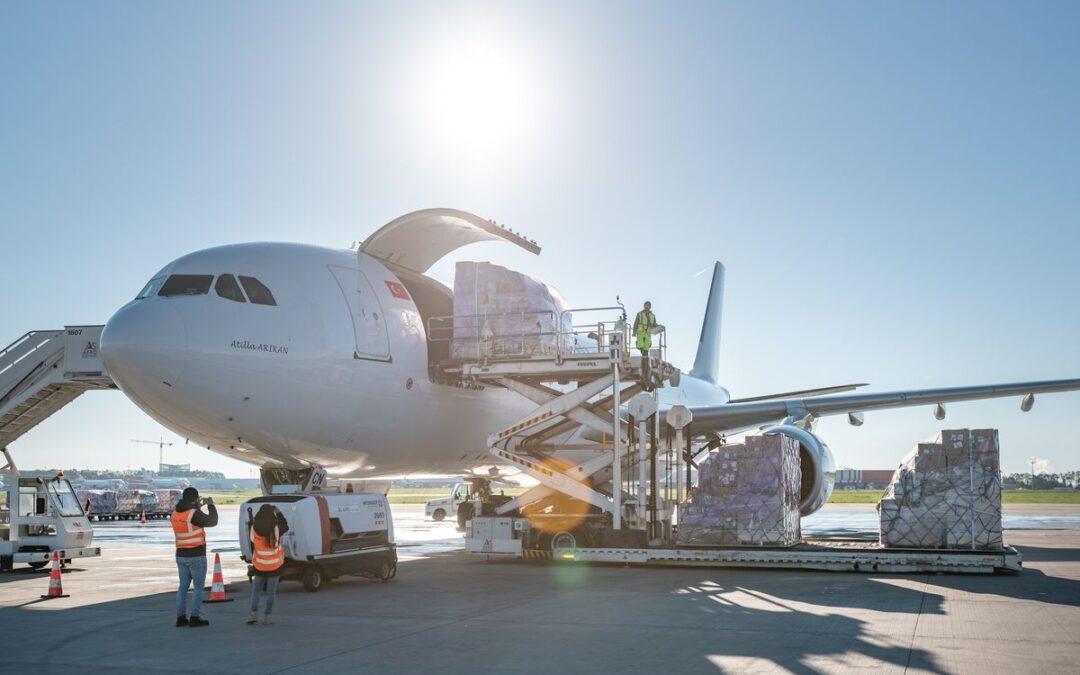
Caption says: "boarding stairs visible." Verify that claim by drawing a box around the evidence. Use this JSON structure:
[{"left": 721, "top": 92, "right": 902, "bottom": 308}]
[
  {"left": 430, "top": 306, "right": 678, "bottom": 529},
  {"left": 0, "top": 326, "right": 113, "bottom": 448}
]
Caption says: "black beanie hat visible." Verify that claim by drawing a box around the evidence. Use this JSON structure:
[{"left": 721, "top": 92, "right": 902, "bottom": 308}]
[{"left": 182, "top": 486, "right": 199, "bottom": 503}]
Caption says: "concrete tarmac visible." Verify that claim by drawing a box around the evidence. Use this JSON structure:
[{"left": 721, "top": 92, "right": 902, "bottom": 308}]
[{"left": 1, "top": 503, "right": 1078, "bottom": 673}]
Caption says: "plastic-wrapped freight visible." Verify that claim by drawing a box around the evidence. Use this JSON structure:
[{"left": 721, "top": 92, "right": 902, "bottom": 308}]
[
  {"left": 450, "top": 261, "right": 575, "bottom": 360},
  {"left": 154, "top": 488, "right": 183, "bottom": 514},
  {"left": 677, "top": 433, "right": 802, "bottom": 547},
  {"left": 76, "top": 489, "right": 118, "bottom": 516},
  {"left": 878, "top": 429, "right": 1003, "bottom": 550},
  {"left": 116, "top": 489, "right": 157, "bottom": 516}
]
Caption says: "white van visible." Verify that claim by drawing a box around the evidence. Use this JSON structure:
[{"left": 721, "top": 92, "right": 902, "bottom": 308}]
[{"left": 424, "top": 482, "right": 471, "bottom": 522}]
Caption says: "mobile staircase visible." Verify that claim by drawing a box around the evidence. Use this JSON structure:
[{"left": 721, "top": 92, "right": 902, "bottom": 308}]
[{"left": 0, "top": 326, "right": 114, "bottom": 449}]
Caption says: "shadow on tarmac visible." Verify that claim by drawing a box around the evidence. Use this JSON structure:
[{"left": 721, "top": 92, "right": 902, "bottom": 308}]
[
  {"left": 0, "top": 566, "right": 88, "bottom": 584},
  {"left": 2, "top": 551, "right": 1078, "bottom": 673},
  {"left": 665, "top": 572, "right": 942, "bottom": 673},
  {"left": 1015, "top": 542, "right": 1080, "bottom": 563}
]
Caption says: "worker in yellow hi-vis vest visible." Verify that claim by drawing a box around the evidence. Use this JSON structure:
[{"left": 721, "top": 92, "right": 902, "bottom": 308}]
[{"left": 633, "top": 301, "right": 657, "bottom": 386}]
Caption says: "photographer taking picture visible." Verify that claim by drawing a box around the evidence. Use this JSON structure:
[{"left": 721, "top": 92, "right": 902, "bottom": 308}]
[{"left": 171, "top": 487, "right": 218, "bottom": 627}]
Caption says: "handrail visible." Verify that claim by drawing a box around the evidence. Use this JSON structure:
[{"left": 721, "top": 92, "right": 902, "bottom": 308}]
[
  {"left": 424, "top": 303, "right": 666, "bottom": 364},
  {"left": 0, "top": 331, "right": 64, "bottom": 379},
  {"left": 0, "top": 331, "right": 56, "bottom": 359}
]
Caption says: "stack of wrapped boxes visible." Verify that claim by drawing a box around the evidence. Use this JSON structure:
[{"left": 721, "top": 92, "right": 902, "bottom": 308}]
[
  {"left": 451, "top": 261, "right": 574, "bottom": 360},
  {"left": 75, "top": 489, "right": 118, "bottom": 516},
  {"left": 878, "top": 428, "right": 1003, "bottom": 550},
  {"left": 677, "top": 433, "right": 802, "bottom": 547},
  {"left": 116, "top": 489, "right": 157, "bottom": 516},
  {"left": 154, "top": 488, "right": 184, "bottom": 515}
]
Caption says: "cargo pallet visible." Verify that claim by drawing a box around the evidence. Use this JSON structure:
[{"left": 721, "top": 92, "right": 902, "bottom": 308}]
[{"left": 530, "top": 542, "right": 1022, "bottom": 574}]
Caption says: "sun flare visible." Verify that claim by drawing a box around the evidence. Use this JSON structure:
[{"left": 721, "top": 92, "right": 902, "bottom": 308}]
[{"left": 410, "top": 38, "right": 542, "bottom": 162}]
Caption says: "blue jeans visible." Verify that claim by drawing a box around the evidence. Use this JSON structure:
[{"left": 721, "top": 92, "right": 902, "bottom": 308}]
[
  {"left": 175, "top": 555, "right": 207, "bottom": 618},
  {"left": 250, "top": 575, "right": 280, "bottom": 615}
]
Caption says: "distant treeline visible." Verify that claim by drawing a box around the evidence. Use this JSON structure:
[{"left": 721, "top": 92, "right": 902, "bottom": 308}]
[
  {"left": 1003, "top": 471, "right": 1080, "bottom": 490},
  {"left": 22, "top": 468, "right": 227, "bottom": 479}
]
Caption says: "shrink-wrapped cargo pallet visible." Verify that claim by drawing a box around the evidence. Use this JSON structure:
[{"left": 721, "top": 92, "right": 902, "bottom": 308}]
[
  {"left": 154, "top": 488, "right": 183, "bottom": 514},
  {"left": 451, "top": 261, "right": 574, "bottom": 359},
  {"left": 76, "top": 489, "right": 118, "bottom": 515},
  {"left": 677, "top": 433, "right": 802, "bottom": 547},
  {"left": 116, "top": 489, "right": 157, "bottom": 515},
  {"left": 878, "top": 428, "right": 1002, "bottom": 550}
]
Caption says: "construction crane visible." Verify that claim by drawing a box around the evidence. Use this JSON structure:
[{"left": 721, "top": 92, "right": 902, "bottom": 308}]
[{"left": 132, "top": 436, "right": 176, "bottom": 473}]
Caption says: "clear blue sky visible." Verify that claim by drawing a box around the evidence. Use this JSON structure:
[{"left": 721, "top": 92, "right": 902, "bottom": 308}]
[{"left": 2, "top": 2, "right": 1078, "bottom": 476}]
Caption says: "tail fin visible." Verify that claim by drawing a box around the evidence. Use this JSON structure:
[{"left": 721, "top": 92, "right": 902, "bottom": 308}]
[{"left": 689, "top": 262, "right": 724, "bottom": 384}]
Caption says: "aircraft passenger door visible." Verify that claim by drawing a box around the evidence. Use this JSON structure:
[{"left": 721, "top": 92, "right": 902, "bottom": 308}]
[{"left": 329, "top": 265, "right": 391, "bottom": 361}]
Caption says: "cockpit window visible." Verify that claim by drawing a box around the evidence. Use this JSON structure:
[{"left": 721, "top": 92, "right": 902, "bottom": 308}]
[
  {"left": 158, "top": 274, "right": 214, "bottom": 297},
  {"left": 215, "top": 274, "right": 247, "bottom": 303},
  {"left": 239, "top": 276, "right": 277, "bottom": 306},
  {"left": 136, "top": 276, "right": 167, "bottom": 299}
]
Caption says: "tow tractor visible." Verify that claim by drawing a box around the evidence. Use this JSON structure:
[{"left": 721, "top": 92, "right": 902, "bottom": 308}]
[
  {"left": 1, "top": 448, "right": 100, "bottom": 572},
  {"left": 433, "top": 304, "right": 1021, "bottom": 575}
]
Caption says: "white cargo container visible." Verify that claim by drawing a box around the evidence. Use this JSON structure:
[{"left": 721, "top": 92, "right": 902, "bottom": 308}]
[{"left": 239, "top": 492, "right": 396, "bottom": 592}]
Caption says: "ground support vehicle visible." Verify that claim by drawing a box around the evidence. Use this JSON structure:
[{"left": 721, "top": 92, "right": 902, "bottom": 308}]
[
  {"left": 1, "top": 449, "right": 100, "bottom": 571},
  {"left": 448, "top": 306, "right": 1018, "bottom": 575},
  {"left": 239, "top": 490, "right": 396, "bottom": 592},
  {"left": 425, "top": 482, "right": 471, "bottom": 523}
]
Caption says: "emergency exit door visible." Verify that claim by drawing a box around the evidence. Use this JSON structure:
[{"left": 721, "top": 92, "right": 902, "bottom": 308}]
[{"left": 329, "top": 265, "right": 391, "bottom": 361}]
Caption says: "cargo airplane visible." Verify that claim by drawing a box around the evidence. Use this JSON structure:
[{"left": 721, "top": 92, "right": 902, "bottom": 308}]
[{"left": 98, "top": 208, "right": 1080, "bottom": 515}]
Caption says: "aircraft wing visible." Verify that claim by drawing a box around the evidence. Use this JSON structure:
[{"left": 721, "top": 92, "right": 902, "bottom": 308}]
[
  {"left": 688, "top": 377, "right": 1080, "bottom": 436},
  {"left": 728, "top": 382, "right": 869, "bottom": 403}
]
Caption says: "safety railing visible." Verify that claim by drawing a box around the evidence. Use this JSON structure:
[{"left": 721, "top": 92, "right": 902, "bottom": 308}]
[
  {"left": 427, "top": 309, "right": 562, "bottom": 361},
  {"left": 0, "top": 330, "right": 64, "bottom": 402},
  {"left": 425, "top": 304, "right": 666, "bottom": 365}
]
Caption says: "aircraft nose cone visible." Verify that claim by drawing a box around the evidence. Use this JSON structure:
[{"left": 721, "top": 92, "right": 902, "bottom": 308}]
[{"left": 101, "top": 301, "right": 189, "bottom": 391}]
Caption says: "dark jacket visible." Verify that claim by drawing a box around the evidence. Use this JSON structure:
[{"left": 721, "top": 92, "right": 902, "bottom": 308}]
[
  {"left": 174, "top": 499, "right": 218, "bottom": 558},
  {"left": 250, "top": 508, "right": 290, "bottom": 577}
]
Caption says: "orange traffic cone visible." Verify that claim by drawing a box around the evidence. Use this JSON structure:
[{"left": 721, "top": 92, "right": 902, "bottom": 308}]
[
  {"left": 40, "top": 551, "right": 69, "bottom": 599},
  {"left": 203, "top": 553, "right": 233, "bottom": 603},
  {"left": 140, "top": 510, "right": 146, "bottom": 524}
]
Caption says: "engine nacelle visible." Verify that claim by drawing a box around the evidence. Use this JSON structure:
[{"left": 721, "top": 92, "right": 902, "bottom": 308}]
[{"left": 763, "top": 425, "right": 835, "bottom": 516}]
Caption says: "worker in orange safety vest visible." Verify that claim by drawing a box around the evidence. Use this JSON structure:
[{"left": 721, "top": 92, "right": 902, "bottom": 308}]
[
  {"left": 247, "top": 504, "right": 289, "bottom": 625},
  {"left": 172, "top": 487, "right": 217, "bottom": 627}
]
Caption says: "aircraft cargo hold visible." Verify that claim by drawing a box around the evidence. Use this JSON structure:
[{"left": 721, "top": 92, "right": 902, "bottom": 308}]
[
  {"left": 878, "top": 428, "right": 1003, "bottom": 550},
  {"left": 676, "top": 433, "right": 802, "bottom": 547}
]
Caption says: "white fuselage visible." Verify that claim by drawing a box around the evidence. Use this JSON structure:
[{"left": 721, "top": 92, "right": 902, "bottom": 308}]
[{"left": 100, "top": 243, "right": 729, "bottom": 476}]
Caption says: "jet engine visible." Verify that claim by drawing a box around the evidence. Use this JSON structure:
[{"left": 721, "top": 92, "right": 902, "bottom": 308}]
[{"left": 762, "top": 425, "right": 836, "bottom": 516}]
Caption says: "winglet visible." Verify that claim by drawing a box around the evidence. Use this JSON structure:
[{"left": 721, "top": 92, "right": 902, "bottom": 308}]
[{"left": 689, "top": 262, "right": 725, "bottom": 384}]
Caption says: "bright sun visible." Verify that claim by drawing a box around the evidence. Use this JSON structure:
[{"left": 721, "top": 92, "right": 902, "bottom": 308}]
[{"left": 410, "top": 38, "right": 542, "bottom": 163}]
